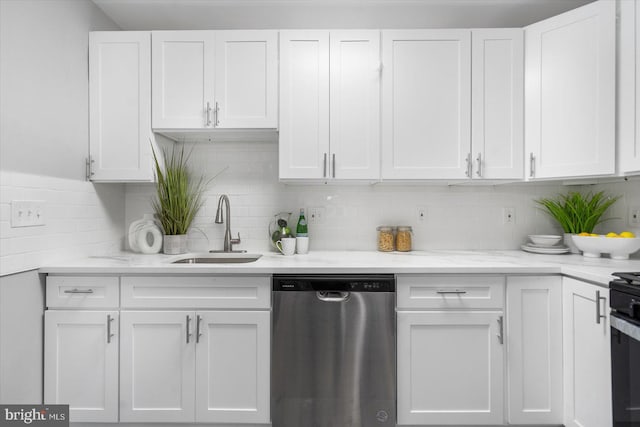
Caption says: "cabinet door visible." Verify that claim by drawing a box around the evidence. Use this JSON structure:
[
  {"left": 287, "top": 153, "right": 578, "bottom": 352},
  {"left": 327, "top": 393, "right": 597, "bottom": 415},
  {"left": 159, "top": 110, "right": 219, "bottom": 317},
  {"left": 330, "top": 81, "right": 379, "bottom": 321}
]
[
  {"left": 619, "top": 0, "right": 640, "bottom": 174},
  {"left": 195, "top": 311, "right": 270, "bottom": 423},
  {"left": 382, "top": 30, "right": 471, "bottom": 180},
  {"left": 562, "top": 277, "right": 612, "bottom": 427},
  {"left": 214, "top": 30, "right": 278, "bottom": 129},
  {"left": 120, "top": 311, "right": 196, "bottom": 422},
  {"left": 471, "top": 29, "right": 523, "bottom": 180},
  {"left": 44, "top": 311, "right": 118, "bottom": 422},
  {"left": 397, "top": 311, "right": 504, "bottom": 425},
  {"left": 89, "top": 32, "right": 153, "bottom": 182},
  {"left": 329, "top": 31, "right": 380, "bottom": 180},
  {"left": 506, "top": 276, "right": 562, "bottom": 424},
  {"left": 525, "top": 0, "right": 615, "bottom": 179},
  {"left": 152, "top": 31, "right": 215, "bottom": 129},
  {"left": 279, "top": 31, "right": 330, "bottom": 179}
]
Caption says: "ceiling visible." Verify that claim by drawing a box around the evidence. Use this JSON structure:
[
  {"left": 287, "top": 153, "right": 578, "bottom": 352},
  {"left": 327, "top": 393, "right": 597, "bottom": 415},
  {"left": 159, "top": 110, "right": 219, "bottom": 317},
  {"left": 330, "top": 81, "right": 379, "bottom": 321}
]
[{"left": 91, "top": 0, "right": 596, "bottom": 30}]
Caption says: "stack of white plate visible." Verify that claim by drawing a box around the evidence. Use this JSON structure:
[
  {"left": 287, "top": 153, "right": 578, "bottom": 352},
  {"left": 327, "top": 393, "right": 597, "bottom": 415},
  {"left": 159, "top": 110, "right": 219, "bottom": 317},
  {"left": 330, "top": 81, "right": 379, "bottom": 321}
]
[{"left": 521, "top": 235, "right": 570, "bottom": 254}]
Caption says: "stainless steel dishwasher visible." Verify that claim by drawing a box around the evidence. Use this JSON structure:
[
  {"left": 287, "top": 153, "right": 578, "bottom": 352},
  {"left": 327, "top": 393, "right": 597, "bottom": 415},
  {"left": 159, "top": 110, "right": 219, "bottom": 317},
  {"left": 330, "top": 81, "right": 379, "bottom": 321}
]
[{"left": 272, "top": 274, "right": 396, "bottom": 427}]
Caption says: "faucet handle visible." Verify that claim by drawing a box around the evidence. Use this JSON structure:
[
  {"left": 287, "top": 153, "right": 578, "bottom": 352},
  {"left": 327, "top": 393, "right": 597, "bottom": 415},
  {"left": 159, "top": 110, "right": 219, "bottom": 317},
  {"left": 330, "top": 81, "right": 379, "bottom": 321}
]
[{"left": 231, "top": 232, "right": 241, "bottom": 245}]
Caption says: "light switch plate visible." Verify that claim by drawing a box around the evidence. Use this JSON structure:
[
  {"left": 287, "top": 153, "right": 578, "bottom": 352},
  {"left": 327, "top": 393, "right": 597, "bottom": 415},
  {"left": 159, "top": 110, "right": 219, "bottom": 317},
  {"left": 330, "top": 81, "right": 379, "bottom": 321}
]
[{"left": 11, "top": 200, "right": 45, "bottom": 227}]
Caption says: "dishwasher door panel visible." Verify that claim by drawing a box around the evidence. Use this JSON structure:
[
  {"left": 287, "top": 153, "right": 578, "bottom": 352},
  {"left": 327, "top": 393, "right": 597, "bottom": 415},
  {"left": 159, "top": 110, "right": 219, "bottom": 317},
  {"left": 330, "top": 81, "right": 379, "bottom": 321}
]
[{"left": 272, "top": 291, "right": 396, "bottom": 427}]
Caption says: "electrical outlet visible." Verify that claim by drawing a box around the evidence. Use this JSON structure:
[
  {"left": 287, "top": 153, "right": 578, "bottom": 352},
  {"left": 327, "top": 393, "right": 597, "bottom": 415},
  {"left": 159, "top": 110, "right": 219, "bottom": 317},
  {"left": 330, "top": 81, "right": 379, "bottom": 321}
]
[
  {"left": 503, "top": 207, "right": 515, "bottom": 224},
  {"left": 308, "top": 207, "right": 325, "bottom": 225},
  {"left": 629, "top": 207, "right": 640, "bottom": 226},
  {"left": 417, "top": 207, "right": 427, "bottom": 223},
  {"left": 11, "top": 200, "right": 45, "bottom": 227}
]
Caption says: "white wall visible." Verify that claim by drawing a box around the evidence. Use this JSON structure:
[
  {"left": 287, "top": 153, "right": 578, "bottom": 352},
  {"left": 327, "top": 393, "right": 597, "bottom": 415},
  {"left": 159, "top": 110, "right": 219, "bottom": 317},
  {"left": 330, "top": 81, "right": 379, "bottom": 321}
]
[
  {"left": 0, "top": 0, "right": 124, "bottom": 276},
  {"left": 126, "top": 142, "right": 640, "bottom": 255}
]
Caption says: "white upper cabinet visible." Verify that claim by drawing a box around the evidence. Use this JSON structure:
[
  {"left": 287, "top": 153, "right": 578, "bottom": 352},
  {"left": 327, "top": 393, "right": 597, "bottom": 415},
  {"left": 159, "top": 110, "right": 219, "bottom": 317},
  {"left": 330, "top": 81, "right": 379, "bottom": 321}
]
[
  {"left": 89, "top": 31, "right": 153, "bottom": 182},
  {"left": 152, "top": 30, "right": 278, "bottom": 130},
  {"left": 279, "top": 31, "right": 330, "bottom": 179},
  {"left": 471, "top": 29, "right": 524, "bottom": 180},
  {"left": 619, "top": 0, "right": 640, "bottom": 175},
  {"left": 279, "top": 30, "right": 380, "bottom": 180},
  {"left": 525, "top": 0, "right": 616, "bottom": 179},
  {"left": 152, "top": 31, "right": 214, "bottom": 129},
  {"left": 381, "top": 30, "right": 471, "bottom": 180}
]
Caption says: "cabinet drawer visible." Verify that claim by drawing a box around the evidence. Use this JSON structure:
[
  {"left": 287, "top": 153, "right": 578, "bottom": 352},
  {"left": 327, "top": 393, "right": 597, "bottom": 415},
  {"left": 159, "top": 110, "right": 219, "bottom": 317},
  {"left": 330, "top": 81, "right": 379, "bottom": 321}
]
[
  {"left": 397, "top": 275, "right": 505, "bottom": 309},
  {"left": 121, "top": 276, "right": 271, "bottom": 309},
  {"left": 46, "top": 276, "right": 120, "bottom": 308}
]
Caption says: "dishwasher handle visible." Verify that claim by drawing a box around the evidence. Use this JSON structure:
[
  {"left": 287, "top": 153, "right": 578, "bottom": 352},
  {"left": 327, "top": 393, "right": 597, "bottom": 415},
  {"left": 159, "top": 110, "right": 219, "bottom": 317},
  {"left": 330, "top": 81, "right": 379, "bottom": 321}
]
[{"left": 317, "top": 291, "right": 350, "bottom": 302}]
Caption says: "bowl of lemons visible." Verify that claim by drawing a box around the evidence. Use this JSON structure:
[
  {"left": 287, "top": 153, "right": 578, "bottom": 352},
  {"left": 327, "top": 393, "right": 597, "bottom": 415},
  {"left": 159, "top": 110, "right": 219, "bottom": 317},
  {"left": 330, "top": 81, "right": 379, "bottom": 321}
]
[{"left": 571, "top": 231, "right": 640, "bottom": 259}]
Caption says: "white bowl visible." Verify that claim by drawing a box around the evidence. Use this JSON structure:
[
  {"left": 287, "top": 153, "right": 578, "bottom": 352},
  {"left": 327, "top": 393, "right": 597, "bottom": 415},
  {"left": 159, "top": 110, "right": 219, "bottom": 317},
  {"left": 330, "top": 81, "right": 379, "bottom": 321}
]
[
  {"left": 528, "top": 235, "right": 562, "bottom": 246},
  {"left": 571, "top": 235, "right": 640, "bottom": 260}
]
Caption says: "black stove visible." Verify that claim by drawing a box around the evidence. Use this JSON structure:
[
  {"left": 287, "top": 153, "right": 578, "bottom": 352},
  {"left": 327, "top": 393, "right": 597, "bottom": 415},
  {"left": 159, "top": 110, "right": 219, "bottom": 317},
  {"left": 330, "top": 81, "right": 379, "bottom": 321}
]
[{"left": 609, "top": 272, "right": 640, "bottom": 427}]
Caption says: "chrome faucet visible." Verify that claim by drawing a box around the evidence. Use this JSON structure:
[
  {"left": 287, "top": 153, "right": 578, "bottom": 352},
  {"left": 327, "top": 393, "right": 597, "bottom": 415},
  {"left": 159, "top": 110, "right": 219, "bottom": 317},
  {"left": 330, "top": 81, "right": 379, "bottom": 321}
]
[{"left": 212, "top": 194, "right": 242, "bottom": 253}]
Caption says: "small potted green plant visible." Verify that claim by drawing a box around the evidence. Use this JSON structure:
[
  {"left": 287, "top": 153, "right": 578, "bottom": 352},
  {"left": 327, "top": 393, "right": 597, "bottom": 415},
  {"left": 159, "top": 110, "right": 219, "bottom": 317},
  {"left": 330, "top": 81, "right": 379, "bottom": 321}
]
[
  {"left": 151, "top": 144, "right": 207, "bottom": 254},
  {"left": 536, "top": 191, "right": 620, "bottom": 252}
]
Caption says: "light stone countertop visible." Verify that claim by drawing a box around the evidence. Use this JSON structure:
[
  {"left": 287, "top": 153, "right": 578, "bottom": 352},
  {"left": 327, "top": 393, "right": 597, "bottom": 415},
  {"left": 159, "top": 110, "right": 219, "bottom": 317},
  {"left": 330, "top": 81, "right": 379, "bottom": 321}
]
[{"left": 39, "top": 250, "right": 640, "bottom": 286}]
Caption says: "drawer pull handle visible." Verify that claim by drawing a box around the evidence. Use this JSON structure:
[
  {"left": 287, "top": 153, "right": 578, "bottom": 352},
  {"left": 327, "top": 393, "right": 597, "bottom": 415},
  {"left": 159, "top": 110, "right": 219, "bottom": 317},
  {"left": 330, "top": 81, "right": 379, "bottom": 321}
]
[
  {"left": 436, "top": 290, "right": 467, "bottom": 295},
  {"left": 64, "top": 289, "right": 94, "bottom": 294}
]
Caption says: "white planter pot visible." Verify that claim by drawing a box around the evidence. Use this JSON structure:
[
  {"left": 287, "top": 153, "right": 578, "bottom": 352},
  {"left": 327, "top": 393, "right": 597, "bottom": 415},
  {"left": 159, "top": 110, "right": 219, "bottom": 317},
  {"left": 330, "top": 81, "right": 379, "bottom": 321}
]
[
  {"left": 564, "top": 233, "right": 581, "bottom": 254},
  {"left": 163, "top": 234, "right": 188, "bottom": 255}
]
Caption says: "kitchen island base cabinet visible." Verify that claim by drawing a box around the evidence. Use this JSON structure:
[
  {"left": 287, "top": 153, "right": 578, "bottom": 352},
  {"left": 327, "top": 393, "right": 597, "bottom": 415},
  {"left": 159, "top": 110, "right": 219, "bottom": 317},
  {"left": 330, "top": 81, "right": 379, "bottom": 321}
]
[
  {"left": 562, "top": 277, "right": 612, "bottom": 427},
  {"left": 44, "top": 311, "right": 119, "bottom": 423},
  {"left": 506, "top": 276, "right": 563, "bottom": 425},
  {"left": 397, "top": 311, "right": 504, "bottom": 425},
  {"left": 120, "top": 310, "right": 270, "bottom": 424}
]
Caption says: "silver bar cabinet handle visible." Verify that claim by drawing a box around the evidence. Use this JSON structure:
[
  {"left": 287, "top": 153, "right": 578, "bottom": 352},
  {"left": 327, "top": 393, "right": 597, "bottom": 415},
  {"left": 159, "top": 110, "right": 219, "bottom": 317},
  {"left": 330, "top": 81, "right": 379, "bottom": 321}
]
[
  {"left": 596, "top": 290, "right": 606, "bottom": 324},
  {"left": 332, "top": 153, "right": 336, "bottom": 178},
  {"left": 476, "top": 153, "right": 482, "bottom": 177},
  {"left": 465, "top": 153, "right": 472, "bottom": 177},
  {"left": 206, "top": 102, "right": 212, "bottom": 126},
  {"left": 436, "top": 290, "right": 467, "bottom": 295},
  {"left": 196, "top": 315, "right": 202, "bottom": 344},
  {"left": 186, "top": 315, "right": 192, "bottom": 343},
  {"left": 215, "top": 102, "right": 220, "bottom": 126},
  {"left": 107, "top": 314, "right": 115, "bottom": 344},
  {"left": 529, "top": 153, "right": 535, "bottom": 178},
  {"left": 497, "top": 316, "right": 504, "bottom": 344},
  {"left": 323, "top": 153, "right": 328, "bottom": 178},
  {"left": 64, "top": 288, "right": 94, "bottom": 294}
]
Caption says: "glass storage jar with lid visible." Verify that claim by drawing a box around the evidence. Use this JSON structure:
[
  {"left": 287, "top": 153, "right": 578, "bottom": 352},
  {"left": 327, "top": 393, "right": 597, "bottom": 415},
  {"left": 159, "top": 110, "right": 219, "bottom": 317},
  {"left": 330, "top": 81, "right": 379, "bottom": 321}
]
[
  {"left": 376, "top": 226, "right": 396, "bottom": 252},
  {"left": 396, "top": 226, "right": 413, "bottom": 252}
]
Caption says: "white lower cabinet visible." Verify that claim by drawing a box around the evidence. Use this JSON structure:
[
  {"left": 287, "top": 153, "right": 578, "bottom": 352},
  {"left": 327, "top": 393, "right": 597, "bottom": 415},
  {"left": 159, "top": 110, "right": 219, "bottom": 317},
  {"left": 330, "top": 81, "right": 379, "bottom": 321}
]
[
  {"left": 120, "top": 310, "right": 271, "bottom": 424},
  {"left": 506, "top": 276, "right": 563, "bottom": 425},
  {"left": 44, "top": 310, "right": 119, "bottom": 422},
  {"left": 397, "top": 311, "right": 504, "bottom": 425},
  {"left": 562, "top": 277, "right": 612, "bottom": 427}
]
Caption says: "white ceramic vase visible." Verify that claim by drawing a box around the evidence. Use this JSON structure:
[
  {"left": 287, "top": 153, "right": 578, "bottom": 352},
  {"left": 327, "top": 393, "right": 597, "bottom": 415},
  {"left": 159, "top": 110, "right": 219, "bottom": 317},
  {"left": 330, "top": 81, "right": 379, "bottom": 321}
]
[
  {"left": 163, "top": 234, "right": 188, "bottom": 255},
  {"left": 564, "top": 233, "right": 580, "bottom": 254}
]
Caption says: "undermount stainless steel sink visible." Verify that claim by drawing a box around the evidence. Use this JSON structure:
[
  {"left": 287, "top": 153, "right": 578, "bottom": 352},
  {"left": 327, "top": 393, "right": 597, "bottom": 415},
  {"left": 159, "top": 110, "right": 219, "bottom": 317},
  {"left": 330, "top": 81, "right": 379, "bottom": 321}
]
[{"left": 171, "top": 253, "right": 262, "bottom": 264}]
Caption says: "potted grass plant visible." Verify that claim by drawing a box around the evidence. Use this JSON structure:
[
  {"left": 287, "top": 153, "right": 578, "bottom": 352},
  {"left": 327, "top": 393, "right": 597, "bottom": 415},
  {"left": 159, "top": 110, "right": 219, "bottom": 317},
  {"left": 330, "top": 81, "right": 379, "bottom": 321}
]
[
  {"left": 536, "top": 191, "right": 620, "bottom": 252},
  {"left": 151, "top": 144, "right": 207, "bottom": 254}
]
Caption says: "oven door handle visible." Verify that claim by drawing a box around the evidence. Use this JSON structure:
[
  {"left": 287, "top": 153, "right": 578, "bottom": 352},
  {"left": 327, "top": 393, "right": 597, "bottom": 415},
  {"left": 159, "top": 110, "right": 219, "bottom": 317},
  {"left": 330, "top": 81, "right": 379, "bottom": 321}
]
[{"left": 610, "top": 314, "right": 640, "bottom": 342}]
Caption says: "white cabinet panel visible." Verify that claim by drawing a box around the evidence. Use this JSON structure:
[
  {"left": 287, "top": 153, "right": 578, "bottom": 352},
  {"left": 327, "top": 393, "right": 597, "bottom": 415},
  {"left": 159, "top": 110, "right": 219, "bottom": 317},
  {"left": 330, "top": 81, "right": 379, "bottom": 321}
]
[
  {"left": 44, "top": 311, "right": 118, "bottom": 422},
  {"left": 120, "top": 311, "right": 196, "bottom": 422},
  {"left": 525, "top": 0, "right": 616, "bottom": 179},
  {"left": 89, "top": 31, "right": 153, "bottom": 182},
  {"left": 214, "top": 31, "right": 278, "bottom": 128},
  {"left": 152, "top": 31, "right": 215, "bottom": 129},
  {"left": 46, "top": 276, "right": 119, "bottom": 309},
  {"left": 329, "top": 31, "right": 381, "bottom": 179},
  {"left": 506, "top": 276, "right": 562, "bottom": 425},
  {"left": 472, "top": 29, "right": 524, "bottom": 179},
  {"left": 382, "top": 30, "right": 471, "bottom": 179},
  {"left": 279, "top": 31, "right": 330, "bottom": 179},
  {"left": 195, "top": 311, "right": 270, "bottom": 423},
  {"left": 619, "top": 0, "right": 640, "bottom": 174},
  {"left": 397, "top": 311, "right": 504, "bottom": 425},
  {"left": 562, "top": 277, "right": 612, "bottom": 427}
]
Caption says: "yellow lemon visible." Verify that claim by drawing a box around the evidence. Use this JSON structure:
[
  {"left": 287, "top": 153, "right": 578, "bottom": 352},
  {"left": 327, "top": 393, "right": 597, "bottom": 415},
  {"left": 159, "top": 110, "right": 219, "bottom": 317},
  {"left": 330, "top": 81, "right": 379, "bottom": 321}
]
[
  {"left": 606, "top": 232, "right": 619, "bottom": 238},
  {"left": 619, "top": 231, "right": 636, "bottom": 238},
  {"left": 590, "top": 233, "right": 599, "bottom": 237},
  {"left": 578, "top": 232, "right": 590, "bottom": 236}
]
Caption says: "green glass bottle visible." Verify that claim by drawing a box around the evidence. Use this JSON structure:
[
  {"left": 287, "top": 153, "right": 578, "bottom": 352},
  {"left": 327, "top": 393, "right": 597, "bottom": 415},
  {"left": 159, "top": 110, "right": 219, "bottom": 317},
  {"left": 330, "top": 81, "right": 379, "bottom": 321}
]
[{"left": 296, "top": 208, "right": 308, "bottom": 237}]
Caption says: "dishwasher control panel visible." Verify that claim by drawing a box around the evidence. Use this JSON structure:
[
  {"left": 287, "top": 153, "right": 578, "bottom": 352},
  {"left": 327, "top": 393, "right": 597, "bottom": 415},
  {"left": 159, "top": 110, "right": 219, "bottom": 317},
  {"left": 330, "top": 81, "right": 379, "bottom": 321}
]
[{"left": 272, "top": 274, "right": 395, "bottom": 292}]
